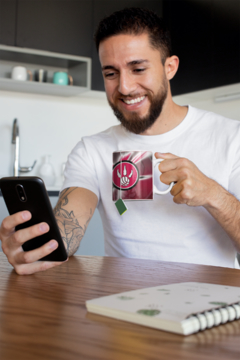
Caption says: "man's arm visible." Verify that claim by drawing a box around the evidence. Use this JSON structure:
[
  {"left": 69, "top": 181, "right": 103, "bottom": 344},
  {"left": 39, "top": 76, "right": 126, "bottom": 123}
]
[
  {"left": 0, "top": 187, "right": 98, "bottom": 275},
  {"left": 156, "top": 152, "right": 240, "bottom": 252},
  {"left": 203, "top": 187, "right": 240, "bottom": 252},
  {"left": 53, "top": 187, "right": 98, "bottom": 256}
]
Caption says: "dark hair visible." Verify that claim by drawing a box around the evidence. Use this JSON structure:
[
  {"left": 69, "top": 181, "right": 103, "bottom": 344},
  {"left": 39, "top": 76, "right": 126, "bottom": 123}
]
[{"left": 94, "top": 7, "right": 172, "bottom": 64}]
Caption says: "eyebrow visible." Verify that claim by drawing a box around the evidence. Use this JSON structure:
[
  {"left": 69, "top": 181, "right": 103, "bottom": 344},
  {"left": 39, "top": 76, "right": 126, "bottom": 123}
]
[
  {"left": 128, "top": 59, "right": 149, "bottom": 66},
  {"left": 102, "top": 59, "right": 149, "bottom": 71}
]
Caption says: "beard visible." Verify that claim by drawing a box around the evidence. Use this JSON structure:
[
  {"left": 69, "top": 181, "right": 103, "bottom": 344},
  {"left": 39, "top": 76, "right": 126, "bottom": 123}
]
[{"left": 108, "top": 80, "right": 168, "bottom": 134}]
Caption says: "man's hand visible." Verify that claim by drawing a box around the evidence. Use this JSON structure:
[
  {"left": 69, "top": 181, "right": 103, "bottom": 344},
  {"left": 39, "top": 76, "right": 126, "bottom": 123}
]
[
  {"left": 155, "top": 152, "right": 240, "bottom": 252},
  {"left": 155, "top": 152, "right": 221, "bottom": 207},
  {"left": 0, "top": 211, "right": 65, "bottom": 275}
]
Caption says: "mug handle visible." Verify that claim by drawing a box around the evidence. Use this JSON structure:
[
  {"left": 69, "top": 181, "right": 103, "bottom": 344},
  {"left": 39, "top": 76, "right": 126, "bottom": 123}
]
[
  {"left": 27, "top": 70, "right": 33, "bottom": 81},
  {"left": 153, "top": 158, "right": 174, "bottom": 195},
  {"left": 68, "top": 75, "right": 73, "bottom": 86}
]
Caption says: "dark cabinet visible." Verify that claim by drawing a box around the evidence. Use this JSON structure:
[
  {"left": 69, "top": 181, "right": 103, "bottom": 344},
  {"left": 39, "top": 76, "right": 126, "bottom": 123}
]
[
  {"left": 163, "top": 0, "right": 240, "bottom": 96},
  {"left": 0, "top": 0, "right": 17, "bottom": 46},
  {"left": 16, "top": 0, "right": 93, "bottom": 57},
  {"left": 211, "top": 0, "right": 240, "bottom": 89},
  {"left": 0, "top": 0, "right": 239, "bottom": 94}
]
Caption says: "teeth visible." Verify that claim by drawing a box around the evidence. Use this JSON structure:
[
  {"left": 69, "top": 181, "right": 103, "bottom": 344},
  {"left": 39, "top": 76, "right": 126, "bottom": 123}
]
[{"left": 123, "top": 96, "right": 145, "bottom": 105}]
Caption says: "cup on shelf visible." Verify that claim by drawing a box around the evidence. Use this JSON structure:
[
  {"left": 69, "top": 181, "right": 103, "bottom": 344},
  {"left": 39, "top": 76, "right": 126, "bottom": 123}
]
[
  {"left": 53, "top": 71, "right": 73, "bottom": 86},
  {"left": 34, "top": 69, "right": 47, "bottom": 83},
  {"left": 11, "top": 66, "right": 33, "bottom": 81}
]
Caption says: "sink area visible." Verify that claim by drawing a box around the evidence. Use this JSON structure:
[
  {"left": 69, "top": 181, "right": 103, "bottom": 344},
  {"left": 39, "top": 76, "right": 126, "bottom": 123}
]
[{"left": 12, "top": 118, "right": 37, "bottom": 176}]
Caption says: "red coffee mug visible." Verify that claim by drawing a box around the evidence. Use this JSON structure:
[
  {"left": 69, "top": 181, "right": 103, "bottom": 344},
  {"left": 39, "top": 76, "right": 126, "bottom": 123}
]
[{"left": 112, "top": 150, "right": 174, "bottom": 201}]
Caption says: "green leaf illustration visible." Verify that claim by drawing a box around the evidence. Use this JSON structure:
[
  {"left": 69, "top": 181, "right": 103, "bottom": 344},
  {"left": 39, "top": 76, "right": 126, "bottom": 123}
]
[
  {"left": 117, "top": 296, "right": 134, "bottom": 300},
  {"left": 209, "top": 301, "right": 228, "bottom": 306},
  {"left": 157, "top": 289, "right": 170, "bottom": 291},
  {"left": 137, "top": 309, "right": 161, "bottom": 316}
]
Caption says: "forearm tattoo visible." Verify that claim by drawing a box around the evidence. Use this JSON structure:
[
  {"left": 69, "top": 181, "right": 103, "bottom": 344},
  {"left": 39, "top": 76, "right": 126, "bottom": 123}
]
[{"left": 53, "top": 188, "right": 93, "bottom": 256}]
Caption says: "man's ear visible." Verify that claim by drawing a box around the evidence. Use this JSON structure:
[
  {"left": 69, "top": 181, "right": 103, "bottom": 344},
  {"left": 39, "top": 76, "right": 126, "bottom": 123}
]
[{"left": 164, "top": 56, "right": 179, "bottom": 80}]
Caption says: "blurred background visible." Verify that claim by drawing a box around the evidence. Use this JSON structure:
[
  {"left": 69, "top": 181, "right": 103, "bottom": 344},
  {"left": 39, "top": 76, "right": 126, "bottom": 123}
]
[{"left": 0, "top": 0, "right": 240, "bottom": 255}]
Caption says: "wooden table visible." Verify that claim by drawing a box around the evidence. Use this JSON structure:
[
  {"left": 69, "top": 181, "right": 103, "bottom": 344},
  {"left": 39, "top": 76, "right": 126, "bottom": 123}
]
[{"left": 0, "top": 252, "right": 240, "bottom": 360}]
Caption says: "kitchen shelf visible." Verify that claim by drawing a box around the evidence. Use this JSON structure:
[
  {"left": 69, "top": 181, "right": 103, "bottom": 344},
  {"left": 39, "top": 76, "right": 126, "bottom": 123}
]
[{"left": 0, "top": 44, "right": 91, "bottom": 97}]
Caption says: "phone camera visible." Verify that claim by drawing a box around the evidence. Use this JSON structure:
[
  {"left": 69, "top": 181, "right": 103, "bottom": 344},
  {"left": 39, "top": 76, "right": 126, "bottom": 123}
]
[{"left": 16, "top": 184, "right": 27, "bottom": 202}]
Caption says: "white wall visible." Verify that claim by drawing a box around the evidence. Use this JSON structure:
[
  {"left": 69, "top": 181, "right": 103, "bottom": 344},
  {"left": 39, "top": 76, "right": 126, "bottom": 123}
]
[
  {"left": 173, "top": 82, "right": 240, "bottom": 121},
  {"left": 0, "top": 90, "right": 118, "bottom": 187},
  {"left": 1, "top": 83, "right": 240, "bottom": 187}
]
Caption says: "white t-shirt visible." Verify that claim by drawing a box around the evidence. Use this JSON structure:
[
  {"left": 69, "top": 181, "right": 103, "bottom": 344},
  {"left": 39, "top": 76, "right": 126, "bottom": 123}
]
[{"left": 62, "top": 106, "right": 240, "bottom": 268}]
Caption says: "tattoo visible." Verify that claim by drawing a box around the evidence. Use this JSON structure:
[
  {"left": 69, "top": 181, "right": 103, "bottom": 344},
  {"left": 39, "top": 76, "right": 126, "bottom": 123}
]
[{"left": 53, "top": 188, "right": 93, "bottom": 256}]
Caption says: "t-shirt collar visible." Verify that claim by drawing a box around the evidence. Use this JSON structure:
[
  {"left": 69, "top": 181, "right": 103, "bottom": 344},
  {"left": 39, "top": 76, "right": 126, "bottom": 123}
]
[{"left": 120, "top": 105, "right": 194, "bottom": 145}]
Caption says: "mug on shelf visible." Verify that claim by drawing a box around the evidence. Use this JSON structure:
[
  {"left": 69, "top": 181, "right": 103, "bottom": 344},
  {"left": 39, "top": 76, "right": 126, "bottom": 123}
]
[
  {"left": 34, "top": 69, "right": 47, "bottom": 83},
  {"left": 53, "top": 72, "right": 73, "bottom": 86},
  {"left": 11, "top": 66, "right": 33, "bottom": 81}
]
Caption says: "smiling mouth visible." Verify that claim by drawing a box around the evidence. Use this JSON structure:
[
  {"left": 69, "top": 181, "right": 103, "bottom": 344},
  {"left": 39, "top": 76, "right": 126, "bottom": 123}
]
[{"left": 121, "top": 95, "right": 146, "bottom": 105}]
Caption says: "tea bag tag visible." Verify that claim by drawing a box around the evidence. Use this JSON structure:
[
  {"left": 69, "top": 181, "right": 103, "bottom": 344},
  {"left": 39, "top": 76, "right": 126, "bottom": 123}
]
[{"left": 115, "top": 199, "right": 128, "bottom": 215}]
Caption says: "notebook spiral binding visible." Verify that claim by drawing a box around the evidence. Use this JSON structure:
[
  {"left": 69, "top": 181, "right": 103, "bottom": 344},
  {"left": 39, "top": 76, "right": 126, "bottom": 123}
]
[{"left": 186, "top": 302, "right": 240, "bottom": 332}]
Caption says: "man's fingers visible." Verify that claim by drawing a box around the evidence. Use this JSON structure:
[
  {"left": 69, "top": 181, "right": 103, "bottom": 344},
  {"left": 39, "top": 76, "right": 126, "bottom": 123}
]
[
  {"left": 14, "top": 240, "right": 59, "bottom": 265},
  {"left": 14, "top": 259, "right": 65, "bottom": 276},
  {"left": 1, "top": 211, "right": 32, "bottom": 236},
  {"left": 158, "top": 156, "right": 192, "bottom": 175},
  {"left": 170, "top": 182, "right": 182, "bottom": 197},
  {"left": 10, "top": 222, "right": 50, "bottom": 247},
  {"left": 159, "top": 160, "right": 178, "bottom": 173},
  {"left": 155, "top": 153, "right": 180, "bottom": 173},
  {"left": 171, "top": 181, "right": 192, "bottom": 205},
  {"left": 160, "top": 170, "right": 179, "bottom": 185}
]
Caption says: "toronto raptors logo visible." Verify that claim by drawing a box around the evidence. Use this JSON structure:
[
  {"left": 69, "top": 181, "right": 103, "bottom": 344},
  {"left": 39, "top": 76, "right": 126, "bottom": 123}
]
[
  {"left": 113, "top": 160, "right": 139, "bottom": 190},
  {"left": 112, "top": 151, "right": 154, "bottom": 201}
]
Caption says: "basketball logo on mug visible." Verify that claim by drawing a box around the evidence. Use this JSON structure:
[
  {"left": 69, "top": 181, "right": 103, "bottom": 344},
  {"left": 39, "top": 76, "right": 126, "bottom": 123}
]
[
  {"left": 112, "top": 151, "right": 154, "bottom": 201},
  {"left": 113, "top": 160, "right": 139, "bottom": 190}
]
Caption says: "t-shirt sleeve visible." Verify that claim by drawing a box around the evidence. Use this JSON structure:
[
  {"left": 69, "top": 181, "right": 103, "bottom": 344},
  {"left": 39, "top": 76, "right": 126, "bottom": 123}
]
[
  {"left": 228, "top": 127, "right": 240, "bottom": 201},
  {"left": 61, "top": 140, "right": 100, "bottom": 201}
]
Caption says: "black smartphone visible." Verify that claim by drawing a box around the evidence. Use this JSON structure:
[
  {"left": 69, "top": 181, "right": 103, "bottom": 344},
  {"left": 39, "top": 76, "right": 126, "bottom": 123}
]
[{"left": 0, "top": 176, "right": 68, "bottom": 262}]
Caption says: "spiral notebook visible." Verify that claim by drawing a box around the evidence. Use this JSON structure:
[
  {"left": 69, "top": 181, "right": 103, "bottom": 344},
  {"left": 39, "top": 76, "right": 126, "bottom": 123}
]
[{"left": 86, "top": 282, "right": 240, "bottom": 335}]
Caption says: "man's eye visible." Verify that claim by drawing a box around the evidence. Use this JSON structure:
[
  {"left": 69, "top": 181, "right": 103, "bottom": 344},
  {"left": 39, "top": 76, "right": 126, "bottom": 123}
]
[
  {"left": 104, "top": 72, "right": 115, "bottom": 78},
  {"left": 134, "top": 68, "right": 145, "bottom": 73}
]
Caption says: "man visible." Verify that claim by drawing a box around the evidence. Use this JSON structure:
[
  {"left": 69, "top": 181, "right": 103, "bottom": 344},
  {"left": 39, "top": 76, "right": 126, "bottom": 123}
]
[{"left": 1, "top": 8, "right": 240, "bottom": 275}]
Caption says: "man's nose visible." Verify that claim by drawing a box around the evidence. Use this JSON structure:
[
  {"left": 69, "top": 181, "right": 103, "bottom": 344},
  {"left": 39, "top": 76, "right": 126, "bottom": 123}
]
[{"left": 118, "top": 73, "right": 136, "bottom": 95}]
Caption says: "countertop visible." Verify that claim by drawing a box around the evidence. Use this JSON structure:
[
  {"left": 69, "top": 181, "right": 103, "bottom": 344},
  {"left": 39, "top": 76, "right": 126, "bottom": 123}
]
[{"left": 1, "top": 253, "right": 240, "bottom": 360}]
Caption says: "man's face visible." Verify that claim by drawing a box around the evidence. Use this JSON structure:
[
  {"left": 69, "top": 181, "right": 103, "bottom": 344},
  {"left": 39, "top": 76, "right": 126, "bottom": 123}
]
[{"left": 99, "top": 33, "right": 169, "bottom": 134}]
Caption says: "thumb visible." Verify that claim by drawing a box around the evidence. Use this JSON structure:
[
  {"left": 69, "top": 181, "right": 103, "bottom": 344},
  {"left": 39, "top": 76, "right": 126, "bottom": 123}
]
[{"left": 154, "top": 152, "right": 179, "bottom": 159}]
